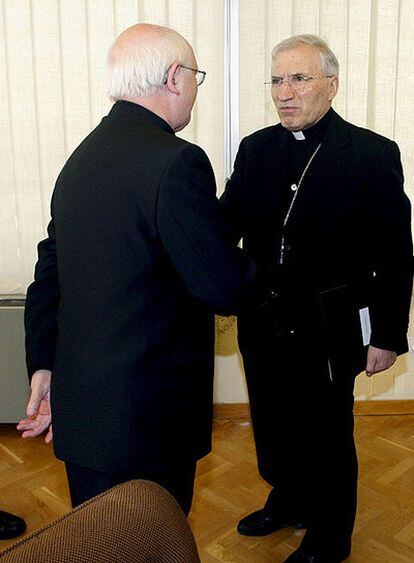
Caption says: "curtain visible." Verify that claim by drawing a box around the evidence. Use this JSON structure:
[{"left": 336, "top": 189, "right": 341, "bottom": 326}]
[
  {"left": 0, "top": 0, "right": 224, "bottom": 294},
  {"left": 1, "top": 0, "right": 414, "bottom": 400}
]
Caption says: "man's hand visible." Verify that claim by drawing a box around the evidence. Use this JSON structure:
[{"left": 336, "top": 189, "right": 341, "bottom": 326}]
[
  {"left": 17, "top": 369, "right": 53, "bottom": 443},
  {"left": 365, "top": 345, "right": 397, "bottom": 377}
]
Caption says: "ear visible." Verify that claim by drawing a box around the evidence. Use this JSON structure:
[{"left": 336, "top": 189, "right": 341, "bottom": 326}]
[
  {"left": 165, "top": 62, "right": 181, "bottom": 95},
  {"left": 328, "top": 75, "right": 339, "bottom": 101}
]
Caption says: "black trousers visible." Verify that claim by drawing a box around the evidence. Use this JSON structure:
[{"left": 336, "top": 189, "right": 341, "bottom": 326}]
[
  {"left": 239, "top": 326, "right": 358, "bottom": 543},
  {"left": 65, "top": 456, "right": 197, "bottom": 516}
]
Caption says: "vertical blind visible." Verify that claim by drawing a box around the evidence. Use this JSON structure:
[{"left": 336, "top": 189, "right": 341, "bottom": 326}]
[
  {"left": 1, "top": 0, "right": 414, "bottom": 400},
  {"left": 0, "top": 0, "right": 224, "bottom": 294},
  {"left": 2, "top": 0, "right": 413, "bottom": 294}
]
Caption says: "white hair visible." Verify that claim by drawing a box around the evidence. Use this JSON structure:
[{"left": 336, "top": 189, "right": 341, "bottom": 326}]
[
  {"left": 271, "top": 34, "right": 339, "bottom": 76},
  {"left": 107, "top": 25, "right": 194, "bottom": 101}
]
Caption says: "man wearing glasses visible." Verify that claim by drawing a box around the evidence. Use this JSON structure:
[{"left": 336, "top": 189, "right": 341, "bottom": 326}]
[
  {"left": 222, "top": 35, "right": 412, "bottom": 562},
  {"left": 19, "top": 23, "right": 254, "bottom": 515}
]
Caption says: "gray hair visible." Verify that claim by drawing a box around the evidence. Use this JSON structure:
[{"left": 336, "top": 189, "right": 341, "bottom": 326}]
[
  {"left": 271, "top": 34, "right": 339, "bottom": 76},
  {"left": 107, "top": 25, "right": 194, "bottom": 100}
]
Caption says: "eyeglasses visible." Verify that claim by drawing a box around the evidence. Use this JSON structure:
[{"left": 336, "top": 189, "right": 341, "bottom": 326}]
[
  {"left": 164, "top": 64, "right": 207, "bottom": 87},
  {"left": 179, "top": 65, "right": 206, "bottom": 86},
  {"left": 264, "top": 73, "right": 333, "bottom": 93}
]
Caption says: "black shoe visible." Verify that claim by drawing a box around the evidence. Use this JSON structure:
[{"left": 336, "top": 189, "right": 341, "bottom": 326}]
[
  {"left": 284, "top": 535, "right": 351, "bottom": 563},
  {"left": 0, "top": 510, "right": 26, "bottom": 540},
  {"left": 237, "top": 508, "right": 307, "bottom": 537}
]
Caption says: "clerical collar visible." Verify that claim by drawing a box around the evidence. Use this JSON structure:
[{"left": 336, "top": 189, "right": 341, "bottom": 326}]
[
  {"left": 292, "top": 131, "right": 305, "bottom": 140},
  {"left": 289, "top": 108, "right": 333, "bottom": 142}
]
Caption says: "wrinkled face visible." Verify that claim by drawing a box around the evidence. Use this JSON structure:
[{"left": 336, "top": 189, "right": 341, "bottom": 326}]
[
  {"left": 271, "top": 44, "right": 338, "bottom": 131},
  {"left": 173, "top": 52, "right": 198, "bottom": 132}
]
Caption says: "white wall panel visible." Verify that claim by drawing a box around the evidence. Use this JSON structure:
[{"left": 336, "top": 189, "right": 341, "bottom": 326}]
[
  {"left": 239, "top": 1, "right": 266, "bottom": 138},
  {"left": 85, "top": 0, "right": 114, "bottom": 126},
  {"left": 395, "top": 1, "right": 414, "bottom": 221},
  {"left": 31, "top": 0, "right": 66, "bottom": 226},
  {"left": 0, "top": 2, "right": 20, "bottom": 292},
  {"left": 292, "top": 0, "right": 320, "bottom": 35},
  {"left": 1, "top": 0, "right": 413, "bottom": 402},
  {"left": 345, "top": 0, "right": 371, "bottom": 126},
  {"left": 2, "top": 0, "right": 43, "bottom": 291},
  {"left": 319, "top": 0, "right": 348, "bottom": 118},
  {"left": 112, "top": 0, "right": 139, "bottom": 36},
  {"left": 195, "top": 0, "right": 225, "bottom": 185},
  {"left": 367, "top": 0, "right": 400, "bottom": 137},
  {"left": 140, "top": 0, "right": 167, "bottom": 26},
  {"left": 58, "top": 0, "right": 92, "bottom": 152},
  {"left": 1, "top": 0, "right": 225, "bottom": 294}
]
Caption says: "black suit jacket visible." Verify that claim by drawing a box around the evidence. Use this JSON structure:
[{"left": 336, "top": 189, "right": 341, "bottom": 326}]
[
  {"left": 222, "top": 110, "right": 412, "bottom": 358},
  {"left": 25, "top": 101, "right": 254, "bottom": 473}
]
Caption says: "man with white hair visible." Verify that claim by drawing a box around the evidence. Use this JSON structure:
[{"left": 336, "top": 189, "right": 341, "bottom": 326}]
[
  {"left": 18, "top": 23, "right": 254, "bottom": 515},
  {"left": 222, "top": 35, "right": 412, "bottom": 562}
]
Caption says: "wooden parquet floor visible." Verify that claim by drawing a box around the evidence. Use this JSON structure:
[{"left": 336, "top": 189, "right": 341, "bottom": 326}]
[{"left": 2, "top": 415, "right": 414, "bottom": 561}]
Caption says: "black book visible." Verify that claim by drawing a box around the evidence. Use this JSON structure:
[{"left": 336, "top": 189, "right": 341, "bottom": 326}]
[{"left": 318, "top": 285, "right": 369, "bottom": 382}]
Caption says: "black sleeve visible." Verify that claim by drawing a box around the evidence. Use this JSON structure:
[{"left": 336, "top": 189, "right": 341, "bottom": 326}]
[
  {"left": 156, "top": 143, "right": 255, "bottom": 315},
  {"left": 220, "top": 139, "right": 247, "bottom": 245},
  {"left": 25, "top": 218, "right": 60, "bottom": 378},
  {"left": 368, "top": 140, "right": 413, "bottom": 354}
]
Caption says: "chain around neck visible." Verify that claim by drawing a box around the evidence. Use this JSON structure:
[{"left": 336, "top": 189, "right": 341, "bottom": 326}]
[{"left": 279, "top": 142, "right": 322, "bottom": 265}]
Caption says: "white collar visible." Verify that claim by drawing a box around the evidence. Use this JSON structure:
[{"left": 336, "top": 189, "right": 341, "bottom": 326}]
[{"left": 292, "top": 130, "right": 305, "bottom": 141}]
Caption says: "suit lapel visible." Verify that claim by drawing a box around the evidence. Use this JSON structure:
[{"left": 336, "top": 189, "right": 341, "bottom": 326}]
[{"left": 302, "top": 109, "right": 352, "bottom": 188}]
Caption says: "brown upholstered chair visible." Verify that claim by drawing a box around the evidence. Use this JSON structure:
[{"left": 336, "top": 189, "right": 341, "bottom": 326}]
[{"left": 0, "top": 480, "right": 200, "bottom": 562}]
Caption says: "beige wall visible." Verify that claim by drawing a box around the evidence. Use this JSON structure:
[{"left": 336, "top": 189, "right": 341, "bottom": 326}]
[
  {"left": 213, "top": 318, "right": 414, "bottom": 404},
  {"left": 1, "top": 0, "right": 413, "bottom": 402},
  {"left": 0, "top": 0, "right": 224, "bottom": 294}
]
